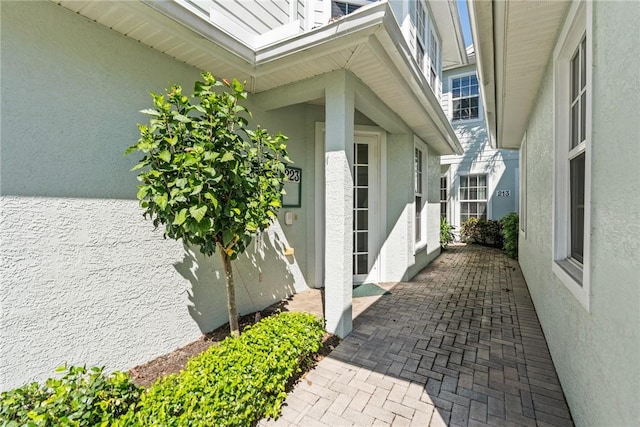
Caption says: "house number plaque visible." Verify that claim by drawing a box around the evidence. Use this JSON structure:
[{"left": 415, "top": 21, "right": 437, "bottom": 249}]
[{"left": 282, "top": 166, "right": 302, "bottom": 207}]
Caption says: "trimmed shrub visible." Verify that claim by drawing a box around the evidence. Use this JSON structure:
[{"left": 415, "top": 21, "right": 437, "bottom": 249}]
[
  {"left": 501, "top": 212, "right": 519, "bottom": 259},
  {"left": 117, "top": 312, "right": 324, "bottom": 426},
  {"left": 0, "top": 365, "right": 141, "bottom": 427},
  {"left": 460, "top": 218, "right": 503, "bottom": 248}
]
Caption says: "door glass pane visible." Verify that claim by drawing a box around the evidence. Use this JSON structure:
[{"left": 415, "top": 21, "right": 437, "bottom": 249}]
[
  {"left": 357, "top": 188, "right": 368, "bottom": 208},
  {"left": 356, "top": 232, "right": 367, "bottom": 252},
  {"left": 356, "top": 254, "right": 368, "bottom": 275},
  {"left": 357, "top": 143, "right": 368, "bottom": 164},
  {"left": 357, "top": 166, "right": 368, "bottom": 186}
]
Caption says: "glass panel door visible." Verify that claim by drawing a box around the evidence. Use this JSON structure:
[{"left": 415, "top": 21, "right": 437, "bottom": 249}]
[{"left": 352, "top": 136, "right": 378, "bottom": 284}]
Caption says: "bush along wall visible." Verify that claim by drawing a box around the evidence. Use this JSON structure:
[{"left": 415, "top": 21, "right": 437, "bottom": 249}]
[
  {"left": 116, "top": 312, "right": 324, "bottom": 426},
  {"left": 460, "top": 213, "right": 519, "bottom": 259},
  {"left": 0, "top": 365, "right": 141, "bottom": 427},
  {"left": 0, "top": 312, "right": 325, "bottom": 427},
  {"left": 500, "top": 212, "right": 519, "bottom": 259}
]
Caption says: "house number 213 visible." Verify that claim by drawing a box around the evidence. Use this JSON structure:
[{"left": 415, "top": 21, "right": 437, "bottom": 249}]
[{"left": 497, "top": 190, "right": 511, "bottom": 197}]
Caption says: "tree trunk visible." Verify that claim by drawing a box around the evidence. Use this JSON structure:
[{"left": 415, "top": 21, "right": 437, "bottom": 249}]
[{"left": 218, "top": 243, "right": 240, "bottom": 336}]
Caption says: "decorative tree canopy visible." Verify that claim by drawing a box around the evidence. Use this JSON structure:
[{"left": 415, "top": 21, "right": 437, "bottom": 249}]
[
  {"left": 126, "top": 72, "right": 290, "bottom": 259},
  {"left": 126, "top": 72, "right": 291, "bottom": 336}
]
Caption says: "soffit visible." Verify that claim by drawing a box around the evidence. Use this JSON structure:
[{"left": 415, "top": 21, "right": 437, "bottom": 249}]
[
  {"left": 472, "top": 0, "right": 569, "bottom": 149},
  {"left": 53, "top": 0, "right": 462, "bottom": 155}
]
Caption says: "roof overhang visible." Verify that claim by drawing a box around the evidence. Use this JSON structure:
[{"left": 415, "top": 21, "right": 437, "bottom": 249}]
[
  {"left": 53, "top": 0, "right": 462, "bottom": 155},
  {"left": 468, "top": 0, "right": 570, "bottom": 149}
]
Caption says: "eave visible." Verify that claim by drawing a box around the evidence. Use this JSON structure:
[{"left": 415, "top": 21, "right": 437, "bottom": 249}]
[
  {"left": 53, "top": 0, "right": 462, "bottom": 155},
  {"left": 468, "top": 0, "right": 570, "bottom": 149}
]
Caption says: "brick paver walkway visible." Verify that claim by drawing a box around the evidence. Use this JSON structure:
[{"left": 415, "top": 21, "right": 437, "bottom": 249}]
[{"left": 260, "top": 244, "right": 573, "bottom": 426}]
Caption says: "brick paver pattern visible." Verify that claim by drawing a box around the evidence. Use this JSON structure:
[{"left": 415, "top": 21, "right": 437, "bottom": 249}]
[{"left": 260, "top": 245, "right": 574, "bottom": 427}]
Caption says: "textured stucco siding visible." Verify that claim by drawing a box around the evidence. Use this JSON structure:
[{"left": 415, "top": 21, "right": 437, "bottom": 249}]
[
  {"left": 407, "top": 145, "right": 442, "bottom": 279},
  {"left": 518, "top": 2, "right": 640, "bottom": 425},
  {"left": 0, "top": 1, "right": 311, "bottom": 390}
]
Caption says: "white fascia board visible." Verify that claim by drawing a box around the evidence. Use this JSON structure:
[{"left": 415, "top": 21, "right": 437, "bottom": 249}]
[
  {"left": 255, "top": 2, "right": 387, "bottom": 66},
  {"left": 141, "top": 0, "right": 255, "bottom": 65},
  {"left": 467, "top": 0, "right": 498, "bottom": 149}
]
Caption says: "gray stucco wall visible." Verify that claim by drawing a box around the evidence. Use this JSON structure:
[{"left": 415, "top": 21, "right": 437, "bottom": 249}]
[
  {"left": 0, "top": 1, "right": 311, "bottom": 390},
  {"left": 519, "top": 2, "right": 640, "bottom": 425}
]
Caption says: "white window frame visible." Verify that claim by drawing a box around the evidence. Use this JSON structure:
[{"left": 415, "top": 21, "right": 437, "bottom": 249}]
[
  {"left": 414, "top": 139, "right": 428, "bottom": 251},
  {"left": 459, "top": 174, "right": 488, "bottom": 223},
  {"left": 519, "top": 133, "right": 527, "bottom": 237},
  {"left": 440, "top": 175, "right": 448, "bottom": 221},
  {"left": 449, "top": 72, "right": 483, "bottom": 123},
  {"left": 552, "top": 0, "right": 592, "bottom": 311},
  {"left": 411, "top": 0, "right": 441, "bottom": 99}
]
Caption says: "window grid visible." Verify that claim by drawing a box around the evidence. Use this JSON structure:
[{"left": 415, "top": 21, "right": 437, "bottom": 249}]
[
  {"left": 415, "top": 148, "right": 423, "bottom": 243},
  {"left": 430, "top": 30, "right": 439, "bottom": 91},
  {"left": 452, "top": 75, "right": 479, "bottom": 121},
  {"left": 459, "top": 174, "right": 487, "bottom": 222},
  {"left": 568, "top": 34, "right": 587, "bottom": 264},
  {"left": 440, "top": 176, "right": 447, "bottom": 220},
  {"left": 353, "top": 143, "right": 369, "bottom": 275}
]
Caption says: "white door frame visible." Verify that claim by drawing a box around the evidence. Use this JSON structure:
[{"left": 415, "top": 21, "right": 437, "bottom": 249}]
[{"left": 315, "top": 123, "right": 387, "bottom": 287}]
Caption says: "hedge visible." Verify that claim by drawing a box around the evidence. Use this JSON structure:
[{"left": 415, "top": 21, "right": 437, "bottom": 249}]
[
  {"left": 1, "top": 312, "right": 325, "bottom": 427},
  {"left": 116, "top": 311, "right": 324, "bottom": 426}
]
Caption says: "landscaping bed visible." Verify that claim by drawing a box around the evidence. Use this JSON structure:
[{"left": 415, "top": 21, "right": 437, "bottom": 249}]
[{"left": 1, "top": 311, "right": 339, "bottom": 426}]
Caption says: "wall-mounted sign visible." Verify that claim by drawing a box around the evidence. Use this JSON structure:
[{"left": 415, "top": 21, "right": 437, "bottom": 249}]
[
  {"left": 497, "top": 190, "right": 511, "bottom": 197},
  {"left": 282, "top": 166, "right": 301, "bottom": 207}
]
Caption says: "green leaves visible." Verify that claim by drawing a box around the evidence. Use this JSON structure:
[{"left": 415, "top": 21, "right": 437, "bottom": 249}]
[
  {"left": 189, "top": 205, "right": 207, "bottom": 223},
  {"left": 0, "top": 365, "right": 141, "bottom": 426},
  {"left": 121, "top": 313, "right": 325, "bottom": 426},
  {"left": 124, "top": 72, "right": 290, "bottom": 259}
]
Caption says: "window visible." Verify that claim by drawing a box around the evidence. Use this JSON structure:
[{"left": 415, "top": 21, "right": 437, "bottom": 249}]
[
  {"left": 414, "top": 147, "right": 424, "bottom": 243},
  {"left": 451, "top": 74, "right": 479, "bottom": 121},
  {"left": 429, "top": 30, "right": 440, "bottom": 91},
  {"left": 331, "top": 1, "right": 362, "bottom": 18},
  {"left": 415, "top": 0, "right": 426, "bottom": 70},
  {"left": 460, "top": 175, "right": 487, "bottom": 222},
  {"left": 552, "top": 1, "right": 591, "bottom": 310},
  {"left": 440, "top": 176, "right": 448, "bottom": 220},
  {"left": 411, "top": 1, "right": 441, "bottom": 99},
  {"left": 519, "top": 134, "right": 527, "bottom": 235}
]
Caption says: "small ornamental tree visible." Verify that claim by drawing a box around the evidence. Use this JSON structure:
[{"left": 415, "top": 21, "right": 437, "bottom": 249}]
[{"left": 126, "top": 72, "right": 290, "bottom": 336}]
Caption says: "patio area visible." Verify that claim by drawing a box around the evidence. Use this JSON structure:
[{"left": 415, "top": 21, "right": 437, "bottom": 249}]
[{"left": 260, "top": 244, "right": 574, "bottom": 427}]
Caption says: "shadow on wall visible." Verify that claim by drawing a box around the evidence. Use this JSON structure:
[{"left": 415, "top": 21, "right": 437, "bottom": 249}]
[{"left": 174, "top": 228, "right": 300, "bottom": 334}]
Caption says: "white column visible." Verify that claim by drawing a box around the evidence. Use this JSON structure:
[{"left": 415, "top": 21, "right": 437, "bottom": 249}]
[{"left": 324, "top": 71, "right": 354, "bottom": 338}]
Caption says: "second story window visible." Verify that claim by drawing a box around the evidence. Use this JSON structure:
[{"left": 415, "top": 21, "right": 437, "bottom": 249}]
[
  {"left": 452, "top": 74, "right": 479, "bottom": 121},
  {"left": 429, "top": 30, "right": 440, "bottom": 91},
  {"left": 331, "top": 1, "right": 363, "bottom": 19}
]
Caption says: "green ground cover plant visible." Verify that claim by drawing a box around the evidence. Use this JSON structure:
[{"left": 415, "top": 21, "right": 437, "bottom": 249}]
[
  {"left": 0, "top": 365, "right": 141, "bottom": 427},
  {"left": 116, "top": 312, "right": 324, "bottom": 426},
  {"left": 1, "top": 312, "right": 325, "bottom": 427}
]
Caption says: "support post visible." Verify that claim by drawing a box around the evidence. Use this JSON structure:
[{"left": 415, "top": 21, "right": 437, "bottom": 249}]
[{"left": 324, "top": 71, "right": 354, "bottom": 338}]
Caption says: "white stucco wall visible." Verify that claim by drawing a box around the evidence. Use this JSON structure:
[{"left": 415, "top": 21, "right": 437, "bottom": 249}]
[
  {"left": 0, "top": 1, "right": 311, "bottom": 390},
  {"left": 518, "top": 2, "right": 640, "bottom": 425}
]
